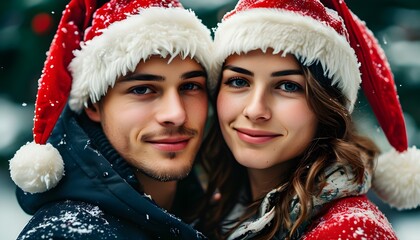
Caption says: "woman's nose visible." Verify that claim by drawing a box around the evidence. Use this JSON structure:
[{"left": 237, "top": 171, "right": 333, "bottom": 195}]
[{"left": 242, "top": 88, "right": 271, "bottom": 122}]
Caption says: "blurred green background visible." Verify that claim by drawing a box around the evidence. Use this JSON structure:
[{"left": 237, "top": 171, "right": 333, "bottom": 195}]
[{"left": 1, "top": 0, "right": 420, "bottom": 239}]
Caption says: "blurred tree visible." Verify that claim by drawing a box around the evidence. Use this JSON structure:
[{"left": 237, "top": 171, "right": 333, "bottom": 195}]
[
  {"left": 0, "top": 0, "right": 67, "bottom": 103},
  {"left": 350, "top": 0, "right": 420, "bottom": 130}
]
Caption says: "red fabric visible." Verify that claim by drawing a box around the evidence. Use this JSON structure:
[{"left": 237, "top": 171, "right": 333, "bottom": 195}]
[
  {"left": 33, "top": 0, "right": 99, "bottom": 144},
  {"left": 224, "top": 0, "right": 347, "bottom": 38},
  {"left": 84, "top": 0, "right": 182, "bottom": 41},
  {"left": 321, "top": 0, "right": 407, "bottom": 152},
  {"left": 303, "top": 195, "right": 398, "bottom": 240}
]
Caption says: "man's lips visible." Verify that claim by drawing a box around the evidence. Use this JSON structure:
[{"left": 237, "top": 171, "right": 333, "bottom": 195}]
[
  {"left": 146, "top": 136, "right": 191, "bottom": 152},
  {"left": 235, "top": 128, "right": 282, "bottom": 144}
]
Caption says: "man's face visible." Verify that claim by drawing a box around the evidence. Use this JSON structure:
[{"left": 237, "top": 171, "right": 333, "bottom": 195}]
[{"left": 87, "top": 55, "right": 208, "bottom": 181}]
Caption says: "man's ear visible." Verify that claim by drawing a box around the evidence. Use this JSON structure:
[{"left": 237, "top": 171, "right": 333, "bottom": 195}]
[{"left": 84, "top": 102, "right": 101, "bottom": 122}]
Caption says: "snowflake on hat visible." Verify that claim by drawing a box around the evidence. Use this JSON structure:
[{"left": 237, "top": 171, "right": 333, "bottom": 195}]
[{"left": 9, "top": 0, "right": 213, "bottom": 194}]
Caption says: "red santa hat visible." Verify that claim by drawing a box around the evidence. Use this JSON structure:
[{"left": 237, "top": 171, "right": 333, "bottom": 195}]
[
  {"left": 213, "top": 0, "right": 420, "bottom": 210},
  {"left": 9, "top": 0, "right": 213, "bottom": 194}
]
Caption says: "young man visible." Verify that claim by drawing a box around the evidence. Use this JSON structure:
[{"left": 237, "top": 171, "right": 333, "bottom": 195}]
[{"left": 9, "top": 0, "right": 213, "bottom": 239}]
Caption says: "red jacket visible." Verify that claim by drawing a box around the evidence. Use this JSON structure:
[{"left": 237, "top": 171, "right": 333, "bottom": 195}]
[{"left": 302, "top": 195, "right": 398, "bottom": 240}]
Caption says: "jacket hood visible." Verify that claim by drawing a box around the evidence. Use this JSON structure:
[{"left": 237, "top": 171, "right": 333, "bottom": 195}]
[{"left": 16, "top": 105, "right": 205, "bottom": 239}]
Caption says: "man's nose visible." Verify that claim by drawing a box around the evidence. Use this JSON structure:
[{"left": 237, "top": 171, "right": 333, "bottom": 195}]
[{"left": 155, "top": 89, "right": 187, "bottom": 127}]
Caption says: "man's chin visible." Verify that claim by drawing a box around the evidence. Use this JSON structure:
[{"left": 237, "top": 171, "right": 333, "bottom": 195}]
[{"left": 140, "top": 165, "right": 192, "bottom": 182}]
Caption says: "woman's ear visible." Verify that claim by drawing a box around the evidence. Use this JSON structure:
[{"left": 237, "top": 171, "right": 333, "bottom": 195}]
[{"left": 84, "top": 102, "right": 101, "bottom": 122}]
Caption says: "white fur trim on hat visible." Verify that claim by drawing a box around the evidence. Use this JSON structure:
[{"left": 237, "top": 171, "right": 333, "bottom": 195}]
[
  {"left": 9, "top": 142, "right": 64, "bottom": 193},
  {"left": 213, "top": 8, "right": 361, "bottom": 112},
  {"left": 372, "top": 146, "right": 420, "bottom": 210},
  {"left": 68, "top": 7, "right": 213, "bottom": 112}
]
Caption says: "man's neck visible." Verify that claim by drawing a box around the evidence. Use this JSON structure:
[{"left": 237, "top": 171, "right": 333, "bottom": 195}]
[{"left": 135, "top": 172, "right": 178, "bottom": 210}]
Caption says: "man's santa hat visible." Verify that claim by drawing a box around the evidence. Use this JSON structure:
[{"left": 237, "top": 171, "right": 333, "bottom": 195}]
[
  {"left": 9, "top": 0, "right": 213, "bottom": 194},
  {"left": 213, "top": 0, "right": 420, "bottom": 210}
]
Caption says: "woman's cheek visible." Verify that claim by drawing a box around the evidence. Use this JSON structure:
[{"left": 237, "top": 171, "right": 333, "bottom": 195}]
[
  {"left": 275, "top": 101, "right": 313, "bottom": 127},
  {"left": 217, "top": 92, "right": 236, "bottom": 123}
]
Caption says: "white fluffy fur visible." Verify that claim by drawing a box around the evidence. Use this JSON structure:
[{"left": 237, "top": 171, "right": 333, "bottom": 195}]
[
  {"left": 9, "top": 142, "right": 64, "bottom": 193},
  {"left": 214, "top": 8, "right": 361, "bottom": 112},
  {"left": 372, "top": 146, "right": 420, "bottom": 210},
  {"left": 68, "top": 7, "right": 213, "bottom": 112}
]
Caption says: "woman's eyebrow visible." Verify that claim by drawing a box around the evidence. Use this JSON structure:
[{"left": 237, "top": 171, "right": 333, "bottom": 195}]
[
  {"left": 223, "top": 65, "right": 303, "bottom": 77},
  {"left": 223, "top": 65, "right": 254, "bottom": 76},
  {"left": 271, "top": 69, "right": 304, "bottom": 77}
]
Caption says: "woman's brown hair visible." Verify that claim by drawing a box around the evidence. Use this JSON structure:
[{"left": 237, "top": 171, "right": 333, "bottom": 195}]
[{"left": 192, "top": 58, "right": 379, "bottom": 239}]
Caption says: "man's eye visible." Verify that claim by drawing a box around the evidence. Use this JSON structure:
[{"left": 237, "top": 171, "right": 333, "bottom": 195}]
[
  {"left": 131, "top": 86, "right": 153, "bottom": 95},
  {"left": 225, "top": 78, "right": 249, "bottom": 88},
  {"left": 180, "top": 83, "right": 201, "bottom": 91},
  {"left": 278, "top": 82, "right": 302, "bottom": 92}
]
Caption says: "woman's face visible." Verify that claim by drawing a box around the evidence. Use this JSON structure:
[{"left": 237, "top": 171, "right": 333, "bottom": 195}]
[{"left": 217, "top": 49, "right": 318, "bottom": 171}]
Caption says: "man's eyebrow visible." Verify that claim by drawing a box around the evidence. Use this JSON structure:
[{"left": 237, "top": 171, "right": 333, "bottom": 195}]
[
  {"left": 222, "top": 65, "right": 254, "bottom": 76},
  {"left": 271, "top": 69, "right": 304, "bottom": 77},
  {"left": 181, "top": 70, "right": 207, "bottom": 80},
  {"left": 120, "top": 73, "right": 164, "bottom": 82}
]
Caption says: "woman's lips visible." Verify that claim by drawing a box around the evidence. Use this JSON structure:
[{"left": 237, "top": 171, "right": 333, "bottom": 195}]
[{"left": 235, "top": 128, "right": 281, "bottom": 144}]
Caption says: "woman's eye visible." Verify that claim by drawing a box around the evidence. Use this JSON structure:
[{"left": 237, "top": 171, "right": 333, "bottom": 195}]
[
  {"left": 278, "top": 82, "right": 302, "bottom": 92},
  {"left": 180, "top": 83, "right": 201, "bottom": 91},
  {"left": 225, "top": 78, "right": 249, "bottom": 88},
  {"left": 131, "top": 86, "right": 153, "bottom": 95}
]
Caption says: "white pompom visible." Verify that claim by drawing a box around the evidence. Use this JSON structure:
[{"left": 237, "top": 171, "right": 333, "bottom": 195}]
[
  {"left": 9, "top": 141, "right": 64, "bottom": 193},
  {"left": 372, "top": 146, "right": 420, "bottom": 210}
]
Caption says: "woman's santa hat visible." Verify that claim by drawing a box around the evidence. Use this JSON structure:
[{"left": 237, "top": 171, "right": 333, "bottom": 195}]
[
  {"left": 9, "top": 0, "right": 213, "bottom": 194},
  {"left": 213, "top": 0, "right": 420, "bottom": 210}
]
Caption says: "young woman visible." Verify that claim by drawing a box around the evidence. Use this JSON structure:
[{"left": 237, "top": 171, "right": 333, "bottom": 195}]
[{"left": 194, "top": 0, "right": 420, "bottom": 239}]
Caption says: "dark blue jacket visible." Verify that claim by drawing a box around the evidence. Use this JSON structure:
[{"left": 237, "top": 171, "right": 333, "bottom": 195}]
[{"left": 16, "top": 106, "right": 205, "bottom": 239}]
